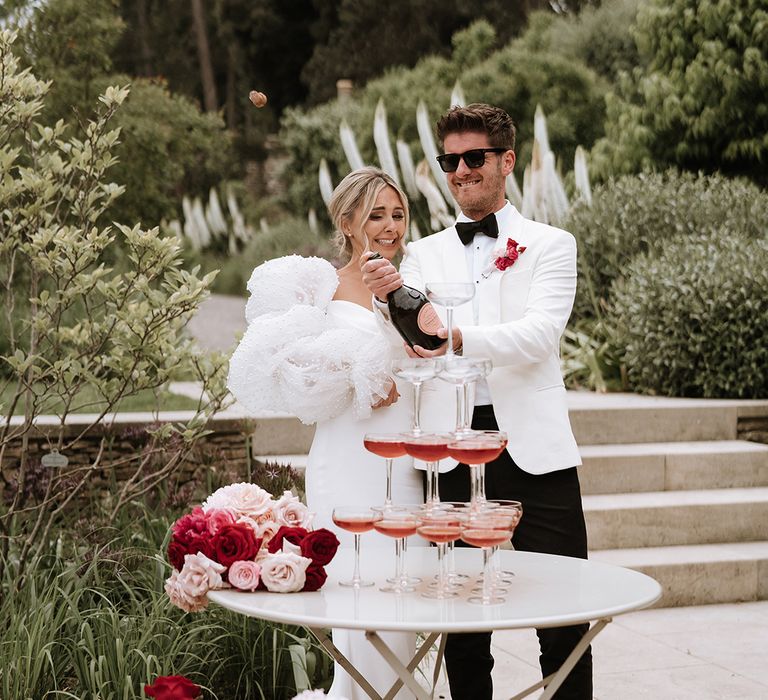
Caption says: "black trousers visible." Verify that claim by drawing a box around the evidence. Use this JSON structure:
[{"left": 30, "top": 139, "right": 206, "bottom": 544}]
[{"left": 437, "top": 405, "right": 593, "bottom": 700}]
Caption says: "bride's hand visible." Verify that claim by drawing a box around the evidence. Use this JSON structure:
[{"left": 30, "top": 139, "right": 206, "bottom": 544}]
[{"left": 371, "top": 379, "right": 399, "bottom": 409}]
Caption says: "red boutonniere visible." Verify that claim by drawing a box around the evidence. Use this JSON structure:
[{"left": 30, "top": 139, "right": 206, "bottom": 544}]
[{"left": 482, "top": 239, "right": 527, "bottom": 278}]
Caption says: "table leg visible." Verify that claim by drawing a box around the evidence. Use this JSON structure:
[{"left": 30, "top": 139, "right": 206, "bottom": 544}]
[
  {"left": 508, "top": 618, "right": 612, "bottom": 700},
  {"left": 307, "top": 628, "right": 445, "bottom": 700},
  {"left": 308, "top": 628, "right": 383, "bottom": 699},
  {"left": 366, "top": 630, "right": 441, "bottom": 700}
]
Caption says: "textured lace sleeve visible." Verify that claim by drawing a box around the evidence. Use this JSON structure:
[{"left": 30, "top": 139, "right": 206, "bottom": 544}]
[
  {"left": 244, "top": 255, "right": 338, "bottom": 322},
  {"left": 227, "top": 256, "right": 393, "bottom": 424}
]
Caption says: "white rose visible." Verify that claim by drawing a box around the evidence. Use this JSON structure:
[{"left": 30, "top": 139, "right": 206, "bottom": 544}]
[
  {"left": 202, "top": 482, "right": 274, "bottom": 520},
  {"left": 260, "top": 551, "right": 311, "bottom": 593},
  {"left": 177, "top": 552, "right": 226, "bottom": 598},
  {"left": 273, "top": 490, "right": 314, "bottom": 529},
  {"left": 165, "top": 570, "right": 208, "bottom": 613}
]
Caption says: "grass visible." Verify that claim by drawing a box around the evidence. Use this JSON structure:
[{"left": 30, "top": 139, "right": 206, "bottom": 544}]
[{"left": 0, "top": 498, "right": 329, "bottom": 699}]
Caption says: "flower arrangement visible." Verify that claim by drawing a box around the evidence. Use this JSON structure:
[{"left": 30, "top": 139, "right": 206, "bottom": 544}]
[
  {"left": 164, "top": 483, "right": 339, "bottom": 611},
  {"left": 483, "top": 238, "right": 527, "bottom": 277}
]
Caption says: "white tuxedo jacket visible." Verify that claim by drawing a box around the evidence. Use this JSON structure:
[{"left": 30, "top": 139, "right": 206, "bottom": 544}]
[{"left": 383, "top": 203, "right": 581, "bottom": 476}]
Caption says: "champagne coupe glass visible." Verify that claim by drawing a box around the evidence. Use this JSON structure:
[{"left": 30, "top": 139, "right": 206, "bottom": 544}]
[
  {"left": 401, "top": 433, "right": 453, "bottom": 507},
  {"left": 416, "top": 506, "right": 465, "bottom": 599},
  {"left": 363, "top": 433, "right": 407, "bottom": 507},
  {"left": 447, "top": 431, "right": 508, "bottom": 508},
  {"left": 482, "top": 500, "right": 523, "bottom": 584},
  {"left": 461, "top": 507, "right": 520, "bottom": 605},
  {"left": 439, "top": 356, "right": 493, "bottom": 436},
  {"left": 332, "top": 507, "right": 381, "bottom": 587},
  {"left": 372, "top": 505, "right": 420, "bottom": 593},
  {"left": 390, "top": 358, "right": 442, "bottom": 435},
  {"left": 424, "top": 282, "right": 475, "bottom": 356}
]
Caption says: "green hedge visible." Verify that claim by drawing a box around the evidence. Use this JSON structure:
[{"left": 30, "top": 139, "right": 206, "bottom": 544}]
[
  {"left": 611, "top": 234, "right": 768, "bottom": 398},
  {"left": 565, "top": 170, "right": 768, "bottom": 321}
]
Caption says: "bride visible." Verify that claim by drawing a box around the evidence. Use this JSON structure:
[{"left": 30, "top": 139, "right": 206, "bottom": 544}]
[{"left": 227, "top": 167, "right": 423, "bottom": 699}]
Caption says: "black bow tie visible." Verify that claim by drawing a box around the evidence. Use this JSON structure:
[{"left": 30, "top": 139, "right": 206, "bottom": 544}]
[{"left": 455, "top": 213, "right": 499, "bottom": 245}]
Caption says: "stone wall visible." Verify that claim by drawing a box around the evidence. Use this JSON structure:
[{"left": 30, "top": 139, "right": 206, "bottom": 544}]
[{"left": 1, "top": 413, "right": 254, "bottom": 506}]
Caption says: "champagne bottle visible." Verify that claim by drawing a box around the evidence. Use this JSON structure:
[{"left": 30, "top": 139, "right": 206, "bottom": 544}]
[{"left": 368, "top": 253, "right": 445, "bottom": 350}]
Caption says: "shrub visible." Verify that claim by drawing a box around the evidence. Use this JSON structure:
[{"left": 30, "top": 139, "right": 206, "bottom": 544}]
[
  {"left": 611, "top": 234, "right": 768, "bottom": 398},
  {"left": 591, "top": 0, "right": 768, "bottom": 185},
  {"left": 565, "top": 170, "right": 768, "bottom": 321},
  {"left": 193, "top": 216, "right": 337, "bottom": 296}
]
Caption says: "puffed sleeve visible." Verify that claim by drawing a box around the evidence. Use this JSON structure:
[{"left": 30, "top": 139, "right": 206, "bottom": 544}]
[{"left": 227, "top": 256, "right": 393, "bottom": 424}]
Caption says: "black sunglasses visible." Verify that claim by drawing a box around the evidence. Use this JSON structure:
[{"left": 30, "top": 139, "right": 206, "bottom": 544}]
[{"left": 436, "top": 148, "right": 507, "bottom": 173}]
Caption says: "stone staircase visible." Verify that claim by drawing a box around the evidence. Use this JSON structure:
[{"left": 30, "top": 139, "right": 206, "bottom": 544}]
[
  {"left": 572, "top": 394, "right": 768, "bottom": 607},
  {"left": 250, "top": 392, "right": 768, "bottom": 608}
]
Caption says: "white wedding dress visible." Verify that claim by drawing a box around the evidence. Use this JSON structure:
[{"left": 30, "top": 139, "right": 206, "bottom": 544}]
[{"left": 227, "top": 256, "right": 424, "bottom": 699}]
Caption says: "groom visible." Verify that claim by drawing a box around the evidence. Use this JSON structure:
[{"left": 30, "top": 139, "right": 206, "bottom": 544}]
[{"left": 362, "top": 103, "right": 592, "bottom": 699}]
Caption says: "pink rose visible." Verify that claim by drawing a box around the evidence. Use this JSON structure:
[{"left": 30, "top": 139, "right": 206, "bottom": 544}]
[
  {"left": 205, "top": 508, "right": 237, "bottom": 535},
  {"left": 228, "top": 560, "right": 262, "bottom": 591},
  {"left": 272, "top": 491, "right": 314, "bottom": 529},
  {"left": 259, "top": 551, "right": 311, "bottom": 593}
]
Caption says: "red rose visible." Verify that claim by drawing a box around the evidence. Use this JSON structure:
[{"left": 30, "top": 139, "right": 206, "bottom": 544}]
[
  {"left": 302, "top": 563, "right": 327, "bottom": 592},
  {"left": 494, "top": 240, "right": 526, "bottom": 271},
  {"left": 300, "top": 528, "right": 340, "bottom": 566},
  {"left": 267, "top": 526, "right": 308, "bottom": 554},
  {"left": 167, "top": 540, "right": 189, "bottom": 571},
  {"left": 171, "top": 508, "right": 209, "bottom": 546},
  {"left": 144, "top": 674, "right": 200, "bottom": 699},
  {"left": 211, "top": 523, "right": 261, "bottom": 568}
]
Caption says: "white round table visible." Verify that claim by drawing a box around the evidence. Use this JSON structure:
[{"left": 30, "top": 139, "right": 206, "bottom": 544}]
[{"left": 209, "top": 547, "right": 662, "bottom": 699}]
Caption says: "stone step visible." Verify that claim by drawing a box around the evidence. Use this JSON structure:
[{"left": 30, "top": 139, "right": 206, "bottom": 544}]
[
  {"left": 590, "top": 541, "right": 768, "bottom": 607},
  {"left": 584, "top": 487, "right": 768, "bottom": 550},
  {"left": 242, "top": 394, "right": 768, "bottom": 455},
  {"left": 578, "top": 440, "right": 768, "bottom": 495},
  {"left": 566, "top": 393, "right": 745, "bottom": 445},
  {"left": 257, "top": 440, "right": 768, "bottom": 495}
]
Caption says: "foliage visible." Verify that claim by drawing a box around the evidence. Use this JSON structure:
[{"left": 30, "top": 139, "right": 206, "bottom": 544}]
[
  {"left": 0, "top": 30, "right": 230, "bottom": 576},
  {"left": 99, "top": 77, "right": 235, "bottom": 228},
  {"left": 0, "top": 503, "right": 329, "bottom": 699},
  {"left": 611, "top": 234, "right": 768, "bottom": 398},
  {"left": 565, "top": 170, "right": 768, "bottom": 321},
  {"left": 190, "top": 216, "right": 337, "bottom": 296},
  {"left": 299, "top": 0, "right": 533, "bottom": 104},
  {"left": 519, "top": 0, "right": 643, "bottom": 82},
  {"left": 561, "top": 318, "right": 626, "bottom": 393},
  {"left": 591, "top": 0, "right": 768, "bottom": 185},
  {"left": 279, "top": 20, "right": 606, "bottom": 223},
  {"left": 14, "top": 0, "right": 235, "bottom": 229}
]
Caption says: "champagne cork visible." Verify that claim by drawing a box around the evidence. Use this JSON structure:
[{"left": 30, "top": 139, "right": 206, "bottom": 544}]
[{"left": 249, "top": 90, "right": 267, "bottom": 108}]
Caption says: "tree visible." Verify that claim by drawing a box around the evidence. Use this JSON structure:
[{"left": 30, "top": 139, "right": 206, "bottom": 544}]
[
  {"left": 591, "top": 0, "right": 768, "bottom": 184},
  {"left": 300, "top": 0, "right": 538, "bottom": 104},
  {"left": 0, "top": 30, "right": 229, "bottom": 577},
  {"left": 15, "top": 0, "right": 235, "bottom": 228}
]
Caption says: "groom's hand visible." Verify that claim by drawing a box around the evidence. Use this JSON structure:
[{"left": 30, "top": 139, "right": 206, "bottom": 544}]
[
  {"left": 406, "top": 327, "right": 463, "bottom": 358},
  {"left": 360, "top": 253, "right": 402, "bottom": 301}
]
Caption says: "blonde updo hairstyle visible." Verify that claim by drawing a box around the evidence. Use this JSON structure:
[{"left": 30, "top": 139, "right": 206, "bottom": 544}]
[{"left": 328, "top": 166, "right": 409, "bottom": 261}]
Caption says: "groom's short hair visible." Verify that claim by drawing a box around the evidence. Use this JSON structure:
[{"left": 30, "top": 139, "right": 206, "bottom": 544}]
[{"left": 436, "top": 103, "right": 516, "bottom": 152}]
